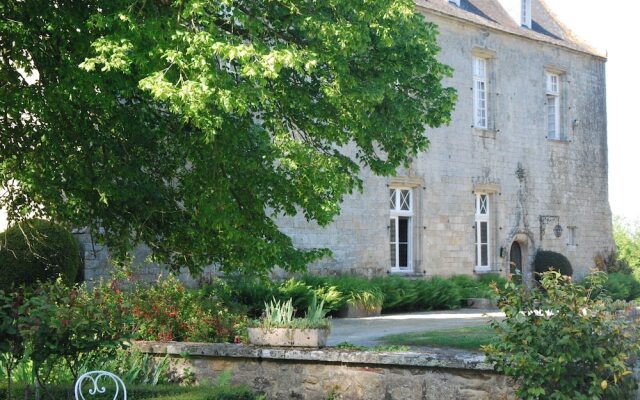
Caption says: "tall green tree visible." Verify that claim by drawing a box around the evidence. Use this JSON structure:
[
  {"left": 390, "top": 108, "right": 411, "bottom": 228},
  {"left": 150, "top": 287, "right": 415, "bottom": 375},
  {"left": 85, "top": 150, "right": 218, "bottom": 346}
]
[{"left": 0, "top": 0, "right": 455, "bottom": 275}]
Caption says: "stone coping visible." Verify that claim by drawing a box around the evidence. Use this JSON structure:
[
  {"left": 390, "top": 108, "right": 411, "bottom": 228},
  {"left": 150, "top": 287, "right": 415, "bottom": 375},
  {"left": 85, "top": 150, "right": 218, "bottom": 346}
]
[{"left": 134, "top": 341, "right": 494, "bottom": 372}]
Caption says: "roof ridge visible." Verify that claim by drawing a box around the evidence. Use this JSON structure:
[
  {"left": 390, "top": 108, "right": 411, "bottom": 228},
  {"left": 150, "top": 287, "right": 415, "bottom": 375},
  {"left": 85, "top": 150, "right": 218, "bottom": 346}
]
[{"left": 414, "top": 0, "right": 605, "bottom": 59}]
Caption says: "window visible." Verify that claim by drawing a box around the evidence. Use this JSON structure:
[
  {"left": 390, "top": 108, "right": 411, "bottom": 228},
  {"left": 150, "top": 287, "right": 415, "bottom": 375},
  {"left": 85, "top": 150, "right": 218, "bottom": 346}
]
[
  {"left": 449, "top": 0, "right": 460, "bottom": 6},
  {"left": 474, "top": 194, "right": 491, "bottom": 272},
  {"left": 567, "top": 226, "right": 577, "bottom": 246},
  {"left": 473, "top": 57, "right": 488, "bottom": 129},
  {"left": 390, "top": 188, "right": 412, "bottom": 272},
  {"left": 521, "top": 0, "right": 532, "bottom": 28},
  {"left": 546, "top": 72, "right": 561, "bottom": 139}
]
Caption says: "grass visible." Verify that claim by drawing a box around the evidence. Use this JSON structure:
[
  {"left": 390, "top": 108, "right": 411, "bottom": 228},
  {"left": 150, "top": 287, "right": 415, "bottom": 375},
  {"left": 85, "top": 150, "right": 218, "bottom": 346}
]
[
  {"left": 0, "top": 383, "right": 261, "bottom": 399},
  {"left": 333, "top": 342, "right": 410, "bottom": 352},
  {"left": 378, "top": 325, "right": 498, "bottom": 351}
]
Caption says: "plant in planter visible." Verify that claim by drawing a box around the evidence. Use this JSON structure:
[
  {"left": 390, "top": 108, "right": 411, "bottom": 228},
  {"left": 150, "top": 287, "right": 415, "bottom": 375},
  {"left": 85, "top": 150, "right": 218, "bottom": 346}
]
[
  {"left": 339, "top": 289, "right": 385, "bottom": 318},
  {"left": 248, "top": 296, "right": 331, "bottom": 347}
]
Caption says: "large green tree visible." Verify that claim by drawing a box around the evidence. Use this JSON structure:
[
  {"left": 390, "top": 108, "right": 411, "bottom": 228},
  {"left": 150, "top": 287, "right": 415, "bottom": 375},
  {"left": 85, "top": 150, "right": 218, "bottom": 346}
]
[{"left": 0, "top": 0, "right": 455, "bottom": 275}]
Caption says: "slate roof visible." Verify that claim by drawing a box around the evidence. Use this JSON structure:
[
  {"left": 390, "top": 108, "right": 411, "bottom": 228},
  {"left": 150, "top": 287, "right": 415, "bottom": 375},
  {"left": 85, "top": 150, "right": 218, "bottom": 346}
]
[{"left": 415, "top": 0, "right": 603, "bottom": 58}]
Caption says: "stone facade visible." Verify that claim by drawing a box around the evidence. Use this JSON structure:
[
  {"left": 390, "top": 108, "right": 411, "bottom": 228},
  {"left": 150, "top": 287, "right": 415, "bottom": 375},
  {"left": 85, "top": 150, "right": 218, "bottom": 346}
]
[
  {"left": 278, "top": 0, "right": 613, "bottom": 284},
  {"left": 72, "top": 0, "right": 613, "bottom": 285},
  {"left": 136, "top": 341, "right": 515, "bottom": 400}
]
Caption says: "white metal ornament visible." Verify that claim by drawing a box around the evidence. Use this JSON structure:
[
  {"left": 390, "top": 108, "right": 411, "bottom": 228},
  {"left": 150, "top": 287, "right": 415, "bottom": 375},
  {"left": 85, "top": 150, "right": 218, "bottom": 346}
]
[{"left": 74, "top": 370, "right": 127, "bottom": 400}]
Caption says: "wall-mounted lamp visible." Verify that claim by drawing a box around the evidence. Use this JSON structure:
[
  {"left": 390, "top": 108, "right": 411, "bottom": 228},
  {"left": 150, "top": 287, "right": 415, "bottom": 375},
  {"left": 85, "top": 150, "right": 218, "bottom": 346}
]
[{"left": 553, "top": 224, "right": 563, "bottom": 238}]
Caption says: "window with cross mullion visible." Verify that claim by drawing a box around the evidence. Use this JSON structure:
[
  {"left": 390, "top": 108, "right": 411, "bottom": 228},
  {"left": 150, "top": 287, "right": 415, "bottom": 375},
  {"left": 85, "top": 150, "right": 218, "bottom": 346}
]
[{"left": 389, "top": 188, "right": 413, "bottom": 272}]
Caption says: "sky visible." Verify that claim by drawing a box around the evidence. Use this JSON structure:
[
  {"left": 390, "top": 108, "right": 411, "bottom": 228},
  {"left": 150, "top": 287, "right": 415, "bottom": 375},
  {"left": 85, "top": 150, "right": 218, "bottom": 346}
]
[{"left": 543, "top": 1, "right": 639, "bottom": 225}]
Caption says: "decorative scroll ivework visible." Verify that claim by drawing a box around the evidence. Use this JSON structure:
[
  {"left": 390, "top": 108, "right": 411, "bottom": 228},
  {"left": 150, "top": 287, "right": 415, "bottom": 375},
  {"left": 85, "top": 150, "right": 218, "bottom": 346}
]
[
  {"left": 539, "top": 215, "right": 560, "bottom": 240},
  {"left": 74, "top": 370, "right": 127, "bottom": 400}
]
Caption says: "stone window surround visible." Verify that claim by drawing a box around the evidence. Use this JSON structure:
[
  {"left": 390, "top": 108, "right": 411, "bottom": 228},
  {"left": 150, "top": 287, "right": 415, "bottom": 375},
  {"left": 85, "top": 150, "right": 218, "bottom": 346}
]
[
  {"left": 471, "top": 47, "right": 498, "bottom": 136},
  {"left": 544, "top": 65, "right": 569, "bottom": 142},
  {"left": 472, "top": 182, "right": 500, "bottom": 274},
  {"left": 388, "top": 176, "right": 424, "bottom": 275},
  {"left": 389, "top": 188, "right": 413, "bottom": 272}
]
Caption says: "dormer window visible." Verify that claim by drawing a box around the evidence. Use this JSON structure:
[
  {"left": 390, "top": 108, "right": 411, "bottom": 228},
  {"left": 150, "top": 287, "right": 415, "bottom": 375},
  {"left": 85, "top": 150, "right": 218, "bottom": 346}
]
[
  {"left": 521, "top": 0, "right": 532, "bottom": 28},
  {"left": 449, "top": 0, "right": 461, "bottom": 6},
  {"left": 497, "top": 0, "right": 532, "bottom": 28}
]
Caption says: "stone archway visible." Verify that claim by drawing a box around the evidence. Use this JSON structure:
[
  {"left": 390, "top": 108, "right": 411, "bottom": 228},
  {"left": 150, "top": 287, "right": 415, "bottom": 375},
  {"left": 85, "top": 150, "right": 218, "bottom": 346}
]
[
  {"left": 509, "top": 241, "right": 522, "bottom": 276},
  {"left": 509, "top": 233, "right": 532, "bottom": 286}
]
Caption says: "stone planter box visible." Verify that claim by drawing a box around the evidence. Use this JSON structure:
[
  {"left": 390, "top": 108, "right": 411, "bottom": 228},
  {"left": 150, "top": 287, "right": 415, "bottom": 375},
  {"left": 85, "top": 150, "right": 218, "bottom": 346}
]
[
  {"left": 248, "top": 327, "right": 330, "bottom": 347},
  {"left": 466, "top": 297, "right": 498, "bottom": 309},
  {"left": 336, "top": 303, "right": 382, "bottom": 318}
]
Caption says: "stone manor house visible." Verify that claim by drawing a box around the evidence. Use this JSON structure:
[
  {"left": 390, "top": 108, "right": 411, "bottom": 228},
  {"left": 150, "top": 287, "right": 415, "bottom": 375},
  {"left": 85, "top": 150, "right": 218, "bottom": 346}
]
[
  {"left": 277, "top": 0, "right": 613, "bottom": 284},
  {"left": 49, "top": 0, "right": 612, "bottom": 284}
]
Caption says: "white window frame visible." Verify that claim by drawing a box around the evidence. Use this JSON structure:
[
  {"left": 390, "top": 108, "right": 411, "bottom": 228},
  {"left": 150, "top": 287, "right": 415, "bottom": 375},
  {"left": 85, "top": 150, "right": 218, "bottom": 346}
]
[
  {"left": 567, "top": 226, "right": 577, "bottom": 246},
  {"left": 521, "top": 0, "right": 532, "bottom": 28},
  {"left": 474, "top": 193, "right": 491, "bottom": 273},
  {"left": 546, "top": 72, "right": 561, "bottom": 139},
  {"left": 473, "top": 57, "right": 488, "bottom": 130},
  {"left": 389, "top": 188, "right": 413, "bottom": 273}
]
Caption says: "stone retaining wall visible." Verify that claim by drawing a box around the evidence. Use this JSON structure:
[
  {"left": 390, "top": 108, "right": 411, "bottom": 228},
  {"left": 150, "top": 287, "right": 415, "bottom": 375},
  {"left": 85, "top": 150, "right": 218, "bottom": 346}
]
[{"left": 135, "top": 342, "right": 515, "bottom": 400}]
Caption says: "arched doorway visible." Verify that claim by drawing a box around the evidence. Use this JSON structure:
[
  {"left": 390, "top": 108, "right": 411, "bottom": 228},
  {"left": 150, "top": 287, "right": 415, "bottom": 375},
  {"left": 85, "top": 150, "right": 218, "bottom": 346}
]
[{"left": 509, "top": 241, "right": 523, "bottom": 282}]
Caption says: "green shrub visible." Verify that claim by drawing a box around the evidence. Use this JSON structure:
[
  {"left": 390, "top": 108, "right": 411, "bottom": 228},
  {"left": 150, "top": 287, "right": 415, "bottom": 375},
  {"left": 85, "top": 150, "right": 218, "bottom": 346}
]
[
  {"left": 601, "top": 272, "right": 640, "bottom": 301},
  {"left": 275, "top": 279, "right": 315, "bottom": 316},
  {"left": 0, "top": 219, "right": 81, "bottom": 290},
  {"left": 310, "top": 284, "right": 344, "bottom": 313},
  {"left": 128, "top": 275, "right": 247, "bottom": 342},
  {"left": 318, "top": 275, "right": 383, "bottom": 312},
  {"left": 449, "top": 273, "right": 507, "bottom": 304},
  {"left": 449, "top": 275, "right": 478, "bottom": 299},
  {"left": 484, "top": 271, "right": 639, "bottom": 399},
  {"left": 372, "top": 276, "right": 418, "bottom": 312},
  {"left": 533, "top": 250, "right": 573, "bottom": 279},
  {"left": 476, "top": 272, "right": 508, "bottom": 289},
  {"left": 613, "top": 218, "right": 640, "bottom": 273},
  {"left": 210, "top": 276, "right": 274, "bottom": 319},
  {"left": 414, "top": 277, "right": 461, "bottom": 310}
]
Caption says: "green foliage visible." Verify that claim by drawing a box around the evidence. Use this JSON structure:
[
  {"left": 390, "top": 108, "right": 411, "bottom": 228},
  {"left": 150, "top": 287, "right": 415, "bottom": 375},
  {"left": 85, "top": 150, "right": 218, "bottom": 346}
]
[
  {"left": 1, "top": 0, "right": 456, "bottom": 277},
  {"left": 1, "top": 379, "right": 263, "bottom": 400},
  {"left": 261, "top": 298, "right": 295, "bottom": 327},
  {"left": 211, "top": 277, "right": 276, "bottom": 319},
  {"left": 305, "top": 295, "right": 329, "bottom": 324},
  {"left": 613, "top": 218, "right": 640, "bottom": 274},
  {"left": 533, "top": 250, "right": 573, "bottom": 279},
  {"left": 413, "top": 276, "right": 461, "bottom": 310},
  {"left": 223, "top": 273, "right": 498, "bottom": 319},
  {"left": 208, "top": 370, "right": 264, "bottom": 400},
  {"left": 330, "top": 276, "right": 384, "bottom": 311},
  {"left": 600, "top": 272, "right": 640, "bottom": 301},
  {"left": 372, "top": 276, "right": 462, "bottom": 312},
  {"left": 127, "top": 275, "right": 247, "bottom": 342},
  {"left": 0, "top": 279, "right": 129, "bottom": 399},
  {"left": 25, "top": 278, "right": 130, "bottom": 390},
  {"left": 0, "top": 290, "right": 28, "bottom": 399},
  {"left": 381, "top": 325, "right": 497, "bottom": 350},
  {"left": 275, "top": 279, "right": 315, "bottom": 316},
  {"left": 484, "top": 271, "right": 639, "bottom": 399},
  {"left": 0, "top": 219, "right": 81, "bottom": 290},
  {"left": 372, "top": 276, "right": 418, "bottom": 311},
  {"left": 333, "top": 342, "right": 409, "bottom": 352},
  {"left": 302, "top": 275, "right": 384, "bottom": 312},
  {"left": 476, "top": 273, "right": 508, "bottom": 289},
  {"left": 252, "top": 296, "right": 330, "bottom": 329}
]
